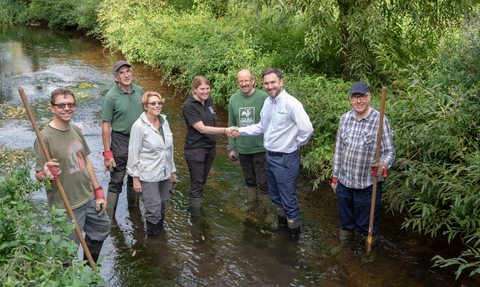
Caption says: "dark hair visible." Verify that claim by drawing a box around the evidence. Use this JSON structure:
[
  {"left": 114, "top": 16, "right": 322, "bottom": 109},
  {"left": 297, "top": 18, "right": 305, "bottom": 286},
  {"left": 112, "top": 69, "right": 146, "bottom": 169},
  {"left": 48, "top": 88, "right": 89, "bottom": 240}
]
[
  {"left": 262, "top": 68, "right": 282, "bottom": 80},
  {"left": 50, "top": 87, "right": 76, "bottom": 105}
]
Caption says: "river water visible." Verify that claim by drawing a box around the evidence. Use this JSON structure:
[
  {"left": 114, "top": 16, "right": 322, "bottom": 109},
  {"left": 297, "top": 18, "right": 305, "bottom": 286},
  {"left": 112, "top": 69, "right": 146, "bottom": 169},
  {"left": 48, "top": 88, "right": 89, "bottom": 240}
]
[{"left": 0, "top": 25, "right": 478, "bottom": 286}]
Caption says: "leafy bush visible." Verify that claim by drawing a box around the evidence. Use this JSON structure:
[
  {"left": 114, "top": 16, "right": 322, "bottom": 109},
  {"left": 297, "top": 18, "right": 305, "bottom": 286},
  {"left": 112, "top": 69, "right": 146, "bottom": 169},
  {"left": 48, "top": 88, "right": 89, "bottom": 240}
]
[{"left": 0, "top": 145, "right": 104, "bottom": 286}]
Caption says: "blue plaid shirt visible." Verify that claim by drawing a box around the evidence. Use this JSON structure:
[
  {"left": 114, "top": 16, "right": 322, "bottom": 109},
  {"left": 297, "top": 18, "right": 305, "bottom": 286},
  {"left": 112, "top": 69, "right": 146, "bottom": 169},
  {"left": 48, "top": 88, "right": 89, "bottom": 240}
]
[{"left": 332, "top": 106, "right": 395, "bottom": 189}]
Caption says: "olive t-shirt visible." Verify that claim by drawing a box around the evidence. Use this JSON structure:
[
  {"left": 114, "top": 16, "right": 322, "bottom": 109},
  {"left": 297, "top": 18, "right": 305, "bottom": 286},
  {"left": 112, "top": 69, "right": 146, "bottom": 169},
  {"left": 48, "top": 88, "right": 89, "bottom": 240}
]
[{"left": 34, "top": 124, "right": 93, "bottom": 210}]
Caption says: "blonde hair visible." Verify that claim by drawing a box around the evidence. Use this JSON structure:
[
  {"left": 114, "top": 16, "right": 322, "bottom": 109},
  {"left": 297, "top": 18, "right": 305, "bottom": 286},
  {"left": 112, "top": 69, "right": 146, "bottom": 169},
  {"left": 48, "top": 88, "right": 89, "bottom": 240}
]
[{"left": 141, "top": 92, "right": 164, "bottom": 108}]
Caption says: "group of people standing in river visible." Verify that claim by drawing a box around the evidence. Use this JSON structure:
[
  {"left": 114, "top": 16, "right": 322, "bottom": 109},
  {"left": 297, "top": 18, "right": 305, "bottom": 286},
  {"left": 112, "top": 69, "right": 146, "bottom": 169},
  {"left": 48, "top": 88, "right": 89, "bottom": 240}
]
[{"left": 33, "top": 60, "right": 395, "bottom": 268}]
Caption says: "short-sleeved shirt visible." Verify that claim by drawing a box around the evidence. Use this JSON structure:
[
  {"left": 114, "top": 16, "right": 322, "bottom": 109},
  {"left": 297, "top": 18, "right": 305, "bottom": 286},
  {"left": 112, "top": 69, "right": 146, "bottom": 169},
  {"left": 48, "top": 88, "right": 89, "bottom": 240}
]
[
  {"left": 101, "top": 84, "right": 145, "bottom": 135},
  {"left": 182, "top": 94, "right": 216, "bottom": 149},
  {"left": 34, "top": 124, "right": 93, "bottom": 210},
  {"left": 228, "top": 89, "right": 268, "bottom": 154}
]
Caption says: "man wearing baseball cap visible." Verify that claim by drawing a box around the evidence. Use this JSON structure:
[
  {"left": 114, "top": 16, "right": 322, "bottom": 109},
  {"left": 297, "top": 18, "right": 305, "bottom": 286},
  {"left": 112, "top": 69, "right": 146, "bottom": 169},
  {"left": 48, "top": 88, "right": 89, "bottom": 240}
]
[
  {"left": 102, "top": 60, "right": 145, "bottom": 226},
  {"left": 331, "top": 82, "right": 395, "bottom": 246}
]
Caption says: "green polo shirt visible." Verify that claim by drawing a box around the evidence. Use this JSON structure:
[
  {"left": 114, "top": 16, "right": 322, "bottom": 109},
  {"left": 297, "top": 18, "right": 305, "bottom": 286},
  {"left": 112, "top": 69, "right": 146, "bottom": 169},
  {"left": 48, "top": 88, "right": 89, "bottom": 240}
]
[{"left": 102, "top": 84, "right": 145, "bottom": 135}]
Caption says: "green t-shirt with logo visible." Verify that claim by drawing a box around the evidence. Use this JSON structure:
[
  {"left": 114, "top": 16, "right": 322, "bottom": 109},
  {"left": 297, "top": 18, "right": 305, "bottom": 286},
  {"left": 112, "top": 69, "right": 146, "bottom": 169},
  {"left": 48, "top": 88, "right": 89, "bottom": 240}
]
[
  {"left": 34, "top": 124, "right": 93, "bottom": 210},
  {"left": 228, "top": 88, "right": 269, "bottom": 154}
]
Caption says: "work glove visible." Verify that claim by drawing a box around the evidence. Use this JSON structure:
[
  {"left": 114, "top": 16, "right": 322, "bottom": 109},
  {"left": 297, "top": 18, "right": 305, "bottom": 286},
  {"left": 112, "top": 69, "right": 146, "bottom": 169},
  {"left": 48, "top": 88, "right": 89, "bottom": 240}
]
[
  {"left": 169, "top": 178, "right": 179, "bottom": 195},
  {"left": 331, "top": 177, "right": 338, "bottom": 194},
  {"left": 228, "top": 148, "right": 239, "bottom": 162},
  {"left": 370, "top": 161, "right": 387, "bottom": 177},
  {"left": 93, "top": 187, "right": 107, "bottom": 216},
  {"left": 103, "top": 151, "right": 116, "bottom": 172},
  {"left": 41, "top": 159, "right": 61, "bottom": 182}
]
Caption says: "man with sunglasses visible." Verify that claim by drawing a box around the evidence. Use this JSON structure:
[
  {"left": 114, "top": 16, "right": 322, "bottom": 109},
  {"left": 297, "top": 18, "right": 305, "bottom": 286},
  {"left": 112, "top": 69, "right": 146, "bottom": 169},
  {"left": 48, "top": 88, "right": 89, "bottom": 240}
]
[
  {"left": 34, "top": 87, "right": 110, "bottom": 266},
  {"left": 331, "top": 82, "right": 395, "bottom": 246},
  {"left": 102, "top": 60, "right": 145, "bottom": 226},
  {"left": 227, "top": 69, "right": 274, "bottom": 222}
]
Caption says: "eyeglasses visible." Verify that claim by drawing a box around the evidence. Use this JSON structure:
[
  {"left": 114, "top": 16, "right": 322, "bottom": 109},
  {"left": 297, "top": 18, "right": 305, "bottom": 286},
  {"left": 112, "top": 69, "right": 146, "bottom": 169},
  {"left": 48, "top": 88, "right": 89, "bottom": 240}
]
[
  {"left": 237, "top": 79, "right": 253, "bottom": 85},
  {"left": 147, "top": 101, "right": 164, "bottom": 106},
  {"left": 349, "top": 94, "right": 369, "bottom": 101},
  {"left": 52, "top": 103, "right": 76, "bottom": 109}
]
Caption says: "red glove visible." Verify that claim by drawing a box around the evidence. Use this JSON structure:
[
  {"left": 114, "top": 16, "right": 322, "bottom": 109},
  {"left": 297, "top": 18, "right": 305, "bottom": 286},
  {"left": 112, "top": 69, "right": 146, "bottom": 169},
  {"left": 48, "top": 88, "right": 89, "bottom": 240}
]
[
  {"left": 371, "top": 161, "right": 387, "bottom": 177},
  {"left": 94, "top": 187, "right": 107, "bottom": 216},
  {"left": 41, "top": 159, "right": 61, "bottom": 182},
  {"left": 103, "top": 151, "right": 116, "bottom": 172},
  {"left": 331, "top": 177, "right": 338, "bottom": 194}
]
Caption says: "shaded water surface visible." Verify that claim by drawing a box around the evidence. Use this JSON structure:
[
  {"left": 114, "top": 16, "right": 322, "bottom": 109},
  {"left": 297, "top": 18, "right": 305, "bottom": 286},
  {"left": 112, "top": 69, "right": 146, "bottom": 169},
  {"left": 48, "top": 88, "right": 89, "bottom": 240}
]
[{"left": 0, "top": 25, "right": 478, "bottom": 286}]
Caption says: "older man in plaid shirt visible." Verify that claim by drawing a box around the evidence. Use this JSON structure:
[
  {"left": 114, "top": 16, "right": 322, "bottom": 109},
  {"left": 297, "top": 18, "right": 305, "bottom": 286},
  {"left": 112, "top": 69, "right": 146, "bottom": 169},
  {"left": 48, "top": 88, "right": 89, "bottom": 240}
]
[{"left": 331, "top": 82, "right": 395, "bottom": 245}]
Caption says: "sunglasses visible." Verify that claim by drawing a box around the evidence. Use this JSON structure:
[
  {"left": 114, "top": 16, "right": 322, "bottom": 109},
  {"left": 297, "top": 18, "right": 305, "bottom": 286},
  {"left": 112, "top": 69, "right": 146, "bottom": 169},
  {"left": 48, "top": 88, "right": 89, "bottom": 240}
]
[
  {"left": 147, "top": 101, "right": 164, "bottom": 106},
  {"left": 52, "top": 103, "right": 76, "bottom": 109}
]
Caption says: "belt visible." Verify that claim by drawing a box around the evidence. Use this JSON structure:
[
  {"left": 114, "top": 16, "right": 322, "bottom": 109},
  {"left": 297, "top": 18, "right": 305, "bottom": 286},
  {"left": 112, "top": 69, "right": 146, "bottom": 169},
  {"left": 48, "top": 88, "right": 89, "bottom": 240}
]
[{"left": 267, "top": 150, "right": 286, "bottom": 157}]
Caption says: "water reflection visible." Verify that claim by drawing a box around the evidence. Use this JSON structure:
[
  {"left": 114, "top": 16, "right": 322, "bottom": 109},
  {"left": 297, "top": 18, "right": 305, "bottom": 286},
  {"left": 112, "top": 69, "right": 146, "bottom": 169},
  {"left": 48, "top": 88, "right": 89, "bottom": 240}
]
[{"left": 0, "top": 24, "right": 479, "bottom": 286}]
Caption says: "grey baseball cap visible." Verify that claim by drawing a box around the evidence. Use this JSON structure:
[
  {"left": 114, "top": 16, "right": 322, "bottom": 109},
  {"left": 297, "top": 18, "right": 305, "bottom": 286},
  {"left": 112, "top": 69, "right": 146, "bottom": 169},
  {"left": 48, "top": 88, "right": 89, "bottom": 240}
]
[
  {"left": 113, "top": 60, "right": 131, "bottom": 74},
  {"left": 349, "top": 82, "right": 369, "bottom": 95}
]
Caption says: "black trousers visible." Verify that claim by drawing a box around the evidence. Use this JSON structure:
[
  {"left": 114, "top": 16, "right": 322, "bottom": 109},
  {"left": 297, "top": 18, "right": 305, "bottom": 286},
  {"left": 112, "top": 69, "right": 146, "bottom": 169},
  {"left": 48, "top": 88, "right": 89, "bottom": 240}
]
[
  {"left": 238, "top": 152, "right": 269, "bottom": 195},
  {"left": 108, "top": 130, "right": 133, "bottom": 194},
  {"left": 184, "top": 147, "right": 216, "bottom": 198}
]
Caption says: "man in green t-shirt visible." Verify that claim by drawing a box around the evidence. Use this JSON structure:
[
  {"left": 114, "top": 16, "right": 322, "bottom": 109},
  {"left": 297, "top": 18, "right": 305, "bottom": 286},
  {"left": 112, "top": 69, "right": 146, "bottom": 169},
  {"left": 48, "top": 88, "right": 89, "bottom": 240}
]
[
  {"left": 101, "top": 61, "right": 145, "bottom": 226},
  {"left": 228, "top": 69, "right": 275, "bottom": 223},
  {"left": 35, "top": 87, "right": 110, "bottom": 266}
]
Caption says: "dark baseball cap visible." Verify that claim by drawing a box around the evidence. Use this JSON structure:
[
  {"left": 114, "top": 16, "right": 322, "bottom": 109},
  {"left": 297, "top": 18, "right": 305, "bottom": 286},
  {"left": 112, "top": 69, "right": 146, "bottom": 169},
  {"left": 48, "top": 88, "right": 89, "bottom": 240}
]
[
  {"left": 113, "top": 60, "right": 131, "bottom": 74},
  {"left": 349, "top": 82, "right": 369, "bottom": 95}
]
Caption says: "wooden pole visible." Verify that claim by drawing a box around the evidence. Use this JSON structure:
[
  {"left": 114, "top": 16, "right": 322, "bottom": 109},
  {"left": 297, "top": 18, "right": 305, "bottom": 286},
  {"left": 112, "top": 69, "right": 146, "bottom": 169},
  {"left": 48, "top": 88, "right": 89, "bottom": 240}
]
[
  {"left": 366, "top": 86, "right": 387, "bottom": 258},
  {"left": 18, "top": 87, "right": 97, "bottom": 271}
]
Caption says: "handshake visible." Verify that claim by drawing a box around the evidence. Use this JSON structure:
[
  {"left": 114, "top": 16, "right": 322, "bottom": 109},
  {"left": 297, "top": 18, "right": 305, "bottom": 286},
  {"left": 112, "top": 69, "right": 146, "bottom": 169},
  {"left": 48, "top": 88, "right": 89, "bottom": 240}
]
[{"left": 225, "top": 126, "right": 240, "bottom": 138}]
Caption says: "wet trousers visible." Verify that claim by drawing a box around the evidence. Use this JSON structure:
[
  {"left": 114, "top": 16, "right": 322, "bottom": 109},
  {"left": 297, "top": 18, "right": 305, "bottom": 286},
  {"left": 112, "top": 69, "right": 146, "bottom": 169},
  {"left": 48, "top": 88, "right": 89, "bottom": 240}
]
[
  {"left": 108, "top": 131, "right": 133, "bottom": 194},
  {"left": 139, "top": 180, "right": 170, "bottom": 225},
  {"left": 336, "top": 181, "right": 382, "bottom": 236},
  {"left": 238, "top": 152, "right": 269, "bottom": 195},
  {"left": 68, "top": 194, "right": 111, "bottom": 245},
  {"left": 184, "top": 147, "right": 216, "bottom": 198},
  {"left": 265, "top": 150, "right": 300, "bottom": 219}
]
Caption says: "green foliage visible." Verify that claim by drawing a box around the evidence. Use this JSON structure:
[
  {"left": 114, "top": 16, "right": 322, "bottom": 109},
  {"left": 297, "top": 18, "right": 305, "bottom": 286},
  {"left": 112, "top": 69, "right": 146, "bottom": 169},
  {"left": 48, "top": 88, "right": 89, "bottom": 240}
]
[
  {"left": 279, "top": 0, "right": 475, "bottom": 82},
  {"left": 431, "top": 10, "right": 480, "bottom": 92},
  {"left": 383, "top": 72, "right": 480, "bottom": 278},
  {"left": 0, "top": 145, "right": 104, "bottom": 286},
  {"left": 95, "top": 0, "right": 313, "bottom": 107},
  {"left": 0, "top": 0, "right": 29, "bottom": 23}
]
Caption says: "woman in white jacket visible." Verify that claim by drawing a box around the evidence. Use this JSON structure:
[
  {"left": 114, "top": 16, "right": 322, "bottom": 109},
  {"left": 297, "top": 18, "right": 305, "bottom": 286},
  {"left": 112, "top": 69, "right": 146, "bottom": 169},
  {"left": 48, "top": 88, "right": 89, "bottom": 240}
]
[{"left": 127, "top": 91, "right": 177, "bottom": 238}]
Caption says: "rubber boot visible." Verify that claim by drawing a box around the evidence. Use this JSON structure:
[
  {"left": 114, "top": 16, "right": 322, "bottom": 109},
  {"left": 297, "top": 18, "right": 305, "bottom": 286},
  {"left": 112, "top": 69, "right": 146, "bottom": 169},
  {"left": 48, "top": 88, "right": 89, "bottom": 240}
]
[
  {"left": 158, "top": 202, "right": 167, "bottom": 228},
  {"left": 189, "top": 197, "right": 202, "bottom": 217},
  {"left": 83, "top": 235, "right": 105, "bottom": 264},
  {"left": 339, "top": 229, "right": 354, "bottom": 240},
  {"left": 260, "top": 194, "right": 276, "bottom": 224},
  {"left": 146, "top": 220, "right": 159, "bottom": 238},
  {"left": 127, "top": 185, "right": 139, "bottom": 207},
  {"left": 106, "top": 191, "right": 119, "bottom": 227},
  {"left": 158, "top": 214, "right": 165, "bottom": 228},
  {"left": 287, "top": 217, "right": 301, "bottom": 241},
  {"left": 239, "top": 187, "right": 258, "bottom": 212},
  {"left": 277, "top": 206, "right": 287, "bottom": 230}
]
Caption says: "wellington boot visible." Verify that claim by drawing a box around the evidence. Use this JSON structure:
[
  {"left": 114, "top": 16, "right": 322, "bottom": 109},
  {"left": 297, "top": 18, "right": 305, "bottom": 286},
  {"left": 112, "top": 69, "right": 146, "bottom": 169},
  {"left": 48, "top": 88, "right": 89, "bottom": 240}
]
[
  {"left": 260, "top": 194, "right": 276, "bottom": 224},
  {"left": 277, "top": 207, "right": 287, "bottom": 230},
  {"left": 106, "top": 191, "right": 119, "bottom": 227},
  {"left": 83, "top": 235, "right": 105, "bottom": 264},
  {"left": 287, "top": 217, "right": 301, "bottom": 242},
  {"left": 127, "top": 185, "right": 139, "bottom": 207},
  {"left": 239, "top": 187, "right": 258, "bottom": 212},
  {"left": 146, "top": 220, "right": 159, "bottom": 238},
  {"left": 189, "top": 197, "right": 202, "bottom": 217},
  {"left": 158, "top": 213, "right": 165, "bottom": 228},
  {"left": 339, "top": 229, "right": 354, "bottom": 240}
]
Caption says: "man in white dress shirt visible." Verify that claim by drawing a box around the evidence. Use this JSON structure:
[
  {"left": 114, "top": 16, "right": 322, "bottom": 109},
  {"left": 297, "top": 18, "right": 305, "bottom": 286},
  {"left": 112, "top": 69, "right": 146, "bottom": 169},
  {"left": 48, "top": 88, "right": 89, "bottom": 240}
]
[{"left": 233, "top": 68, "right": 314, "bottom": 241}]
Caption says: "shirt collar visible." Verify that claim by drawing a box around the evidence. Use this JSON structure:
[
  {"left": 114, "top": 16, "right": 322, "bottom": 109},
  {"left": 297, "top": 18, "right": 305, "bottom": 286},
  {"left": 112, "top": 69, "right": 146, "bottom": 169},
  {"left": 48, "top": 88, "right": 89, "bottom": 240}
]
[
  {"left": 115, "top": 84, "right": 134, "bottom": 95},
  {"left": 349, "top": 105, "right": 376, "bottom": 121}
]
